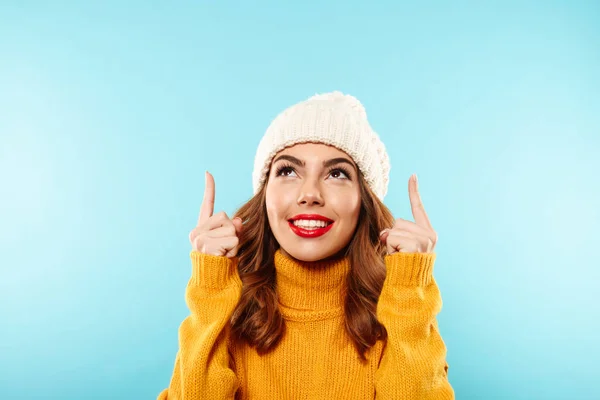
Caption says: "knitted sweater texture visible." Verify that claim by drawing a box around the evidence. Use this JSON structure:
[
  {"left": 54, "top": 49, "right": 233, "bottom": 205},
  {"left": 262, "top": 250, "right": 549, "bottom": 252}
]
[{"left": 157, "top": 249, "right": 454, "bottom": 399}]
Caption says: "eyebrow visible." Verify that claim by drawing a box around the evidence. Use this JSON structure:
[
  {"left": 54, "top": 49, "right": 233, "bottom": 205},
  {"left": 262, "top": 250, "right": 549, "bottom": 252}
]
[{"left": 272, "top": 154, "right": 356, "bottom": 170}]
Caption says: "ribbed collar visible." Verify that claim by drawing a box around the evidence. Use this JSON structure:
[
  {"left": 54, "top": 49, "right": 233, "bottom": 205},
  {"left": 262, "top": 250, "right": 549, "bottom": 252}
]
[{"left": 274, "top": 249, "right": 350, "bottom": 320}]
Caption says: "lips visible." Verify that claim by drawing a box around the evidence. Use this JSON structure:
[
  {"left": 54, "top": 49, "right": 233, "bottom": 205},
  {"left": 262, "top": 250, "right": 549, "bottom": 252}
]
[{"left": 288, "top": 214, "right": 334, "bottom": 239}]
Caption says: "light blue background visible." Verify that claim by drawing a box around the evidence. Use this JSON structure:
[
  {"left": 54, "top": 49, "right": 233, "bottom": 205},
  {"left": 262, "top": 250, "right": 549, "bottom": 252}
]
[{"left": 1, "top": 1, "right": 598, "bottom": 399}]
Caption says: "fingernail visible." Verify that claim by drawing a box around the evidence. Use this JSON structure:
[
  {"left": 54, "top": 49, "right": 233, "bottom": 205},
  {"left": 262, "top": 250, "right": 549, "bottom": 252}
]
[{"left": 379, "top": 229, "right": 387, "bottom": 236}]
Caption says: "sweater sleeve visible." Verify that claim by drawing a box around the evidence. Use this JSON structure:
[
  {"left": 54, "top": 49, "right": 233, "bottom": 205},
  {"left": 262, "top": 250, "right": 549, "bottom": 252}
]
[
  {"left": 157, "top": 251, "right": 242, "bottom": 400},
  {"left": 374, "top": 252, "right": 454, "bottom": 400}
]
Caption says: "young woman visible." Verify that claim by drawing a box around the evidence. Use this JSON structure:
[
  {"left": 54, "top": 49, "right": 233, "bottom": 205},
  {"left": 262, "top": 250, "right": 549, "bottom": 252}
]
[{"left": 158, "top": 92, "right": 454, "bottom": 399}]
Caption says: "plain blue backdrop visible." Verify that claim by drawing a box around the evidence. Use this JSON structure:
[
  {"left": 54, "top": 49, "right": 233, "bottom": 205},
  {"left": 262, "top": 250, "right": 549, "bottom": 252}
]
[{"left": 1, "top": 1, "right": 599, "bottom": 399}]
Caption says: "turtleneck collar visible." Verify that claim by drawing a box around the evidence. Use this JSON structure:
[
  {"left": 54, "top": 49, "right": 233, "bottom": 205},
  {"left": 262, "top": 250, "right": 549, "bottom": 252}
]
[{"left": 274, "top": 249, "right": 350, "bottom": 320}]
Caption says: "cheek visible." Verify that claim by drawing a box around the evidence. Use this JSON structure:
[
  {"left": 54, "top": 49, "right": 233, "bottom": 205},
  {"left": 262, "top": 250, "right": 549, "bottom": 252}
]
[
  {"left": 331, "top": 190, "right": 361, "bottom": 223},
  {"left": 347, "top": 197, "right": 361, "bottom": 224},
  {"left": 265, "top": 185, "right": 290, "bottom": 220}
]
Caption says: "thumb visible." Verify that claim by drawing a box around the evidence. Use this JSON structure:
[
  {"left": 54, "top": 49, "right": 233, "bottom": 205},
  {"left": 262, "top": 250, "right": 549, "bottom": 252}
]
[{"left": 232, "top": 217, "right": 243, "bottom": 235}]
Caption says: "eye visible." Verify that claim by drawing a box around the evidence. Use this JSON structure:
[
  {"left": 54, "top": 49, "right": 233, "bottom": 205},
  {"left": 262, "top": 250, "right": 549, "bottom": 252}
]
[
  {"left": 275, "top": 164, "right": 297, "bottom": 177},
  {"left": 328, "top": 167, "right": 352, "bottom": 180}
]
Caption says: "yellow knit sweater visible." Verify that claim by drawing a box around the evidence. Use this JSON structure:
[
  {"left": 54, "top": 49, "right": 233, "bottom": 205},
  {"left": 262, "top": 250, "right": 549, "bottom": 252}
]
[{"left": 158, "top": 249, "right": 454, "bottom": 399}]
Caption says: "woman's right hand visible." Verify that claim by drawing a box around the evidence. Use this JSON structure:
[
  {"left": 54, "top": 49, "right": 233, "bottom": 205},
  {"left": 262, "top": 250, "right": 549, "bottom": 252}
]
[{"left": 189, "top": 171, "right": 243, "bottom": 258}]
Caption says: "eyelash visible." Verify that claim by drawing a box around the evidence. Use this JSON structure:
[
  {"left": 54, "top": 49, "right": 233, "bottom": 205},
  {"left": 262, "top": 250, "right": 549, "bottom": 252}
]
[{"left": 275, "top": 163, "right": 352, "bottom": 180}]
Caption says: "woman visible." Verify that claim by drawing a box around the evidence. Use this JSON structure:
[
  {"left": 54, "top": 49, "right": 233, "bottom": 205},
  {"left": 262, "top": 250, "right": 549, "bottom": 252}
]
[{"left": 158, "top": 92, "right": 454, "bottom": 399}]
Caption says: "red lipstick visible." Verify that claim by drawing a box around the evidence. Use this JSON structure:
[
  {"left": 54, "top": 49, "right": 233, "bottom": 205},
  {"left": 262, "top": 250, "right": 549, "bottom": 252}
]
[{"left": 288, "top": 214, "right": 334, "bottom": 238}]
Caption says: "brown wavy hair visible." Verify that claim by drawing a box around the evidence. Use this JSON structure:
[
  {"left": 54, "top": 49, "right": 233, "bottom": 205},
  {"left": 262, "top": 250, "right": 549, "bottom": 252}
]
[{"left": 230, "top": 169, "right": 395, "bottom": 361}]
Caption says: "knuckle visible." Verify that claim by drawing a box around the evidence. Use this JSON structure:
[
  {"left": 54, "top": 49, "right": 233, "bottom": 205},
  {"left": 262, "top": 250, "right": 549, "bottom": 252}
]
[
  {"left": 193, "top": 235, "right": 202, "bottom": 251},
  {"left": 189, "top": 227, "right": 201, "bottom": 242},
  {"left": 220, "top": 218, "right": 236, "bottom": 233},
  {"left": 194, "top": 233, "right": 209, "bottom": 250},
  {"left": 201, "top": 239, "right": 217, "bottom": 255},
  {"left": 228, "top": 222, "right": 237, "bottom": 234}
]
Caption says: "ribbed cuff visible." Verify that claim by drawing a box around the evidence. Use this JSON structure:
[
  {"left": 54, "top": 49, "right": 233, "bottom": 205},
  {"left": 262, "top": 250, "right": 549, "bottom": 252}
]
[
  {"left": 383, "top": 252, "right": 436, "bottom": 287},
  {"left": 190, "top": 251, "right": 241, "bottom": 289}
]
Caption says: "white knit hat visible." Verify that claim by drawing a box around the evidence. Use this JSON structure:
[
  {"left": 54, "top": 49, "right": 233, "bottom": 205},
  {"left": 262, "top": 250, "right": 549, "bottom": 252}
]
[{"left": 252, "top": 91, "right": 390, "bottom": 200}]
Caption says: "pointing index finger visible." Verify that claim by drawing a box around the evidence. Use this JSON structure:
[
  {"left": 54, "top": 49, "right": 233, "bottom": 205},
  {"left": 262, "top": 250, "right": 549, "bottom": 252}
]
[
  {"left": 198, "top": 171, "right": 215, "bottom": 226},
  {"left": 409, "top": 174, "right": 432, "bottom": 229}
]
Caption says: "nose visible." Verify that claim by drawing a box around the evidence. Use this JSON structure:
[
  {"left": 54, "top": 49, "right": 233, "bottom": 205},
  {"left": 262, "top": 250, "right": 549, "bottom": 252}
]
[{"left": 297, "top": 178, "right": 323, "bottom": 206}]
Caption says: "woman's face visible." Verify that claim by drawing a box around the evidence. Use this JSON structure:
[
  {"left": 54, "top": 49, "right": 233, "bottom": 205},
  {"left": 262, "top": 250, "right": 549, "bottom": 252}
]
[{"left": 265, "top": 142, "right": 361, "bottom": 262}]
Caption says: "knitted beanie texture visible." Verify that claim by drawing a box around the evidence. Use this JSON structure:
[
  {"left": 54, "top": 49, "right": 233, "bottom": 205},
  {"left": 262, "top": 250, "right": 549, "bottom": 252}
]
[{"left": 252, "top": 91, "right": 390, "bottom": 200}]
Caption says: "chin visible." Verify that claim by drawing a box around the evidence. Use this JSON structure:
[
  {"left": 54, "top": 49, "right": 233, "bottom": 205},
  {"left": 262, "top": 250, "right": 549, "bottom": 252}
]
[{"left": 280, "top": 243, "right": 347, "bottom": 262}]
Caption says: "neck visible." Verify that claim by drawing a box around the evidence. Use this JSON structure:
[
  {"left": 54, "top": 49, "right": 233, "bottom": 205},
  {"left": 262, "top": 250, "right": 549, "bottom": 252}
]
[{"left": 274, "top": 249, "right": 351, "bottom": 317}]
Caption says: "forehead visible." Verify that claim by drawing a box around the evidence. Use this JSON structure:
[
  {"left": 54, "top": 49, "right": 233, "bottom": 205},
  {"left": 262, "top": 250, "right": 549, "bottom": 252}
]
[{"left": 276, "top": 142, "right": 352, "bottom": 161}]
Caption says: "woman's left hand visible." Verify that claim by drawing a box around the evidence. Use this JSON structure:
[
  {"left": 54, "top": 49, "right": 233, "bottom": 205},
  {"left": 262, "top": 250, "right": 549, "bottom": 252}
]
[{"left": 379, "top": 174, "right": 437, "bottom": 254}]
